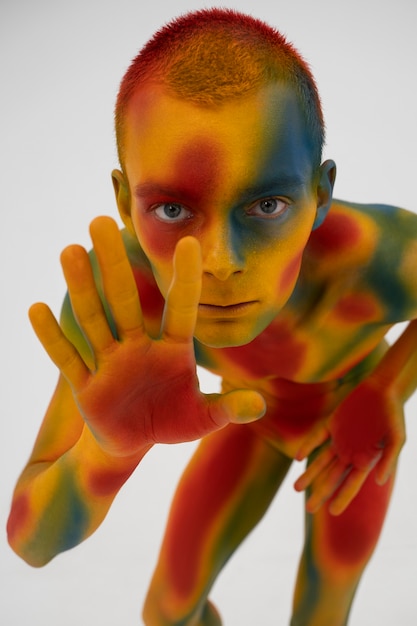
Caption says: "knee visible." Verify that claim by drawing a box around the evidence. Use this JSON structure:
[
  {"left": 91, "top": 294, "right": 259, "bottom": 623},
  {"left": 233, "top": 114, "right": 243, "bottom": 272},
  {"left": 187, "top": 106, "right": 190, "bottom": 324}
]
[
  {"left": 198, "top": 601, "right": 222, "bottom": 625},
  {"left": 142, "top": 589, "right": 174, "bottom": 626},
  {"left": 142, "top": 592, "right": 221, "bottom": 626}
]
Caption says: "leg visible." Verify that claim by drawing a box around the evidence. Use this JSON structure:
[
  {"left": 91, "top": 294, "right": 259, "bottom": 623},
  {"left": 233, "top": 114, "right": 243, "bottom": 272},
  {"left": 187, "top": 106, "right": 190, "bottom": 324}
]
[
  {"left": 143, "top": 424, "right": 292, "bottom": 625},
  {"left": 291, "top": 466, "right": 396, "bottom": 626}
]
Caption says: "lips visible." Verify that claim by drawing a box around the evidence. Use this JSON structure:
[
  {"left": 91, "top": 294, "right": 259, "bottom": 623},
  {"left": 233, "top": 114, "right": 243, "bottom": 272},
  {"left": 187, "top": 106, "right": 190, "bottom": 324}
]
[{"left": 198, "top": 301, "right": 258, "bottom": 316}]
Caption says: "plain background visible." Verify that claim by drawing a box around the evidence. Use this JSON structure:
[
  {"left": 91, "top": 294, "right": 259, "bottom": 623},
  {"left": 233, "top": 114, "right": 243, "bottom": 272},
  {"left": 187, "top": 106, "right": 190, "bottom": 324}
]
[{"left": 1, "top": 0, "right": 417, "bottom": 624}]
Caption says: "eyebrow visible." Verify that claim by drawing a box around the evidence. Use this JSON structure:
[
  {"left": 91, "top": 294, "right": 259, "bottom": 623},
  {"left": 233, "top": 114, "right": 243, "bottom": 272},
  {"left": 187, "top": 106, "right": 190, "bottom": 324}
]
[
  {"left": 237, "top": 175, "right": 307, "bottom": 202},
  {"left": 134, "top": 182, "right": 197, "bottom": 200},
  {"left": 134, "top": 174, "right": 307, "bottom": 204}
]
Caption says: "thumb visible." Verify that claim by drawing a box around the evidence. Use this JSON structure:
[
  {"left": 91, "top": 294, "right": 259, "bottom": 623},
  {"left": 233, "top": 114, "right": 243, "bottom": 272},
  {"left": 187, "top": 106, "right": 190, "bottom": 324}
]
[{"left": 207, "top": 389, "right": 266, "bottom": 428}]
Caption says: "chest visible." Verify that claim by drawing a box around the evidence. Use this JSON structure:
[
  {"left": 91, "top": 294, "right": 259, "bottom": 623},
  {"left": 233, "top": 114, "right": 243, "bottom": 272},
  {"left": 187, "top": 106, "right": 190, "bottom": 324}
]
[{"left": 198, "top": 304, "right": 389, "bottom": 385}]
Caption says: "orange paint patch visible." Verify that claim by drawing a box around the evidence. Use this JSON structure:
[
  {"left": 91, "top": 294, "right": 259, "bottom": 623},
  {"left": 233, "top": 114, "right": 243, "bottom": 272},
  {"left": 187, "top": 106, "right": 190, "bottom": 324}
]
[{"left": 280, "top": 253, "right": 302, "bottom": 295}]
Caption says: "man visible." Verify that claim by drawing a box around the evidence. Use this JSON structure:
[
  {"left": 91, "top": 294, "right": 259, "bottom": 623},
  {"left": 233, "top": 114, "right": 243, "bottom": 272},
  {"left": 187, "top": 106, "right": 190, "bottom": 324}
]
[{"left": 7, "top": 9, "right": 417, "bottom": 625}]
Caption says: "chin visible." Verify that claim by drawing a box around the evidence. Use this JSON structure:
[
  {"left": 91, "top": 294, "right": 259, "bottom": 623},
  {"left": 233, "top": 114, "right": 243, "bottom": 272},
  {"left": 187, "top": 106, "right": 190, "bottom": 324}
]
[{"left": 194, "top": 317, "right": 272, "bottom": 349}]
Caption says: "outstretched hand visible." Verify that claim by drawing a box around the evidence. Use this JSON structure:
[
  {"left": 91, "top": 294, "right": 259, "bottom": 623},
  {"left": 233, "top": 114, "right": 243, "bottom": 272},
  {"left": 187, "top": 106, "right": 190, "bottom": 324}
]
[
  {"left": 29, "top": 217, "right": 265, "bottom": 458},
  {"left": 294, "top": 377, "right": 405, "bottom": 515}
]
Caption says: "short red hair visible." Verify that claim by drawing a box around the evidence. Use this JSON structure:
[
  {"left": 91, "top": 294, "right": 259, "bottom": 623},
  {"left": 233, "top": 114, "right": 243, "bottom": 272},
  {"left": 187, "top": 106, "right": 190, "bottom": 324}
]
[{"left": 115, "top": 8, "right": 324, "bottom": 169}]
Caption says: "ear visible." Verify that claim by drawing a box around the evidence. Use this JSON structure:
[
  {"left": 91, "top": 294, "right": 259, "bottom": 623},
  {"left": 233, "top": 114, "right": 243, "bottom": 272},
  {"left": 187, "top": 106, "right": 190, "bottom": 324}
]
[
  {"left": 312, "top": 159, "right": 337, "bottom": 229},
  {"left": 111, "top": 169, "right": 135, "bottom": 234}
]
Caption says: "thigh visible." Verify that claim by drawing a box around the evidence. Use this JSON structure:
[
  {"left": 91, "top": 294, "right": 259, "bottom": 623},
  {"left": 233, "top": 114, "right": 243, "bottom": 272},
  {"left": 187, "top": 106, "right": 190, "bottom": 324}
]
[
  {"left": 291, "top": 467, "right": 396, "bottom": 626},
  {"left": 143, "top": 424, "right": 292, "bottom": 625}
]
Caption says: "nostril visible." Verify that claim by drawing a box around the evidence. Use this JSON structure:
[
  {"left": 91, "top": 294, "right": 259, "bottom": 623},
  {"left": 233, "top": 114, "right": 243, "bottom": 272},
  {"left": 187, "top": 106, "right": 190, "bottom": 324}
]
[{"left": 203, "top": 267, "right": 243, "bottom": 281}]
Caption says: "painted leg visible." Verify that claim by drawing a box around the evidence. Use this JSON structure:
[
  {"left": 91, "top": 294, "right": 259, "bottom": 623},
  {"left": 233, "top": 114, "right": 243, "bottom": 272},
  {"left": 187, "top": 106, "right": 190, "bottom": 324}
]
[
  {"left": 142, "top": 424, "right": 292, "bottom": 625},
  {"left": 290, "top": 467, "right": 395, "bottom": 626}
]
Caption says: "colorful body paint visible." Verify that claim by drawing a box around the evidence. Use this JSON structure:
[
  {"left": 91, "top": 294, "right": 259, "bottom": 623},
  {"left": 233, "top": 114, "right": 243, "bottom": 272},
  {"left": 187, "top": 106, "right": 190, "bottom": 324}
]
[
  {"left": 8, "top": 9, "right": 417, "bottom": 626},
  {"left": 118, "top": 87, "right": 417, "bottom": 623},
  {"left": 124, "top": 83, "right": 319, "bottom": 349}
]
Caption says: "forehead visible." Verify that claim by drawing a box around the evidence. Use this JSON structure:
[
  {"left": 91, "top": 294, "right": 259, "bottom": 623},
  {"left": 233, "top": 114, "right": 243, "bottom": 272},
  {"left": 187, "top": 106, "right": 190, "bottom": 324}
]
[{"left": 123, "top": 83, "right": 314, "bottom": 195}]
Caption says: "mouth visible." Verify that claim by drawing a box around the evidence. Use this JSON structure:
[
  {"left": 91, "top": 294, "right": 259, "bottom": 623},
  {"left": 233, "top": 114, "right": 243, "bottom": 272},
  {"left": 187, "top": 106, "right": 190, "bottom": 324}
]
[{"left": 198, "top": 301, "right": 258, "bottom": 317}]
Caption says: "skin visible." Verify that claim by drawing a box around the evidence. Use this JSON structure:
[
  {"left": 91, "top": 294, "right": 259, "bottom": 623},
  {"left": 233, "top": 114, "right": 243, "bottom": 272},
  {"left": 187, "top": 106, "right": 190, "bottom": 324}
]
[
  {"left": 7, "top": 82, "right": 417, "bottom": 625},
  {"left": 116, "top": 84, "right": 329, "bottom": 348}
]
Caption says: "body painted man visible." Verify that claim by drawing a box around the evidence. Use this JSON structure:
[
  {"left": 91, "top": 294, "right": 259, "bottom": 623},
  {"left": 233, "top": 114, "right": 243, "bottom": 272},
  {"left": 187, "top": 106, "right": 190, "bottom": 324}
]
[{"left": 7, "top": 9, "right": 417, "bottom": 626}]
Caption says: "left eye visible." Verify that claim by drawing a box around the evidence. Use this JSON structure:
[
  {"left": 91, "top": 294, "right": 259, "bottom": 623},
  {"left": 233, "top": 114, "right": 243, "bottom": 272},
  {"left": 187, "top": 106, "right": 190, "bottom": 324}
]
[
  {"left": 153, "top": 203, "right": 192, "bottom": 221},
  {"left": 248, "top": 198, "right": 289, "bottom": 218}
]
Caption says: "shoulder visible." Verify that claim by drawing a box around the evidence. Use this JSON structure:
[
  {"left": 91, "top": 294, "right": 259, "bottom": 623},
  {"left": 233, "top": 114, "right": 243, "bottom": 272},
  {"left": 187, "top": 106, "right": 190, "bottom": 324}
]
[
  {"left": 306, "top": 199, "right": 416, "bottom": 266},
  {"left": 305, "top": 199, "right": 417, "bottom": 322}
]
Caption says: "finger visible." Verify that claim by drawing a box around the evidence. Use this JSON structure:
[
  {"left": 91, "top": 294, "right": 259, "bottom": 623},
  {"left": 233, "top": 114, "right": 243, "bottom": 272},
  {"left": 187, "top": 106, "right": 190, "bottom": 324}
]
[
  {"left": 294, "top": 445, "right": 335, "bottom": 492},
  {"left": 90, "top": 216, "right": 144, "bottom": 338},
  {"left": 328, "top": 468, "right": 369, "bottom": 516},
  {"left": 375, "top": 445, "right": 400, "bottom": 485},
  {"left": 162, "top": 236, "right": 202, "bottom": 343},
  {"left": 61, "top": 245, "right": 115, "bottom": 353},
  {"left": 305, "top": 458, "right": 351, "bottom": 514},
  {"left": 29, "top": 302, "right": 90, "bottom": 390},
  {"left": 207, "top": 389, "right": 266, "bottom": 428},
  {"left": 295, "top": 424, "right": 330, "bottom": 461}
]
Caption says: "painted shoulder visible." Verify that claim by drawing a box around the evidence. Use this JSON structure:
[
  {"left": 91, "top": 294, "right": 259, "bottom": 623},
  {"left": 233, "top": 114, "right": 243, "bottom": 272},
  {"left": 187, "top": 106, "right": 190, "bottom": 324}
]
[
  {"left": 306, "top": 198, "right": 417, "bottom": 321},
  {"left": 308, "top": 198, "right": 417, "bottom": 260}
]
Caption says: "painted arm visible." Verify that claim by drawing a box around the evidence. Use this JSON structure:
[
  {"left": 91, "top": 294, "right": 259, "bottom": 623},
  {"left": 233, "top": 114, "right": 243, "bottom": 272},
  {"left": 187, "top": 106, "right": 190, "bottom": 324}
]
[
  {"left": 7, "top": 216, "right": 265, "bottom": 566},
  {"left": 294, "top": 320, "right": 417, "bottom": 515}
]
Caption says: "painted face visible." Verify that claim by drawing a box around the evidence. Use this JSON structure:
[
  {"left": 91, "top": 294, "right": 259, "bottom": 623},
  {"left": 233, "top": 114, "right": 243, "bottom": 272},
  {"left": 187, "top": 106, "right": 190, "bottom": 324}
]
[{"left": 122, "top": 83, "right": 321, "bottom": 347}]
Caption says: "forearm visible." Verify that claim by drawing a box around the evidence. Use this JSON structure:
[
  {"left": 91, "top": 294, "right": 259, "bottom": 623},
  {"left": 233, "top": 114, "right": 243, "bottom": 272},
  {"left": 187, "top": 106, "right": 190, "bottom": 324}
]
[
  {"left": 371, "top": 320, "right": 417, "bottom": 401},
  {"left": 7, "top": 425, "right": 151, "bottom": 567}
]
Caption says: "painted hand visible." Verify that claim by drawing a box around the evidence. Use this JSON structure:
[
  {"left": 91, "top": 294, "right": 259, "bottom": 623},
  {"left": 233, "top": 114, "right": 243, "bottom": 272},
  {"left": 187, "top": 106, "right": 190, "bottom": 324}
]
[
  {"left": 294, "top": 377, "right": 405, "bottom": 515},
  {"left": 29, "top": 217, "right": 265, "bottom": 458}
]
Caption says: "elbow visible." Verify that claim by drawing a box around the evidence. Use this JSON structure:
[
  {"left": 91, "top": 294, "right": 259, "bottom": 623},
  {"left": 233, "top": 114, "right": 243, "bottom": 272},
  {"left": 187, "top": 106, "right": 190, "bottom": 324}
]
[
  {"left": 9, "top": 546, "right": 52, "bottom": 569},
  {"left": 7, "top": 524, "right": 58, "bottom": 568},
  {"left": 7, "top": 522, "right": 54, "bottom": 568},
  {"left": 7, "top": 535, "right": 51, "bottom": 568},
  {"left": 7, "top": 498, "right": 55, "bottom": 568}
]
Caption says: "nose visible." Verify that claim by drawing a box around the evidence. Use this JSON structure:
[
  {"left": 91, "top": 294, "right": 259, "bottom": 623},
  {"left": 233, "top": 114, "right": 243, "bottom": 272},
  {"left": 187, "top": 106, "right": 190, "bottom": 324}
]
[{"left": 201, "top": 218, "right": 244, "bottom": 281}]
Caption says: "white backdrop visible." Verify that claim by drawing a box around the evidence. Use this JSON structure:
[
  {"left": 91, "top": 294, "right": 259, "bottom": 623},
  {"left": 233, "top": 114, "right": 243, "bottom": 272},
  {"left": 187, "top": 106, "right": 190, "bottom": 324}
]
[{"left": 1, "top": 0, "right": 417, "bottom": 624}]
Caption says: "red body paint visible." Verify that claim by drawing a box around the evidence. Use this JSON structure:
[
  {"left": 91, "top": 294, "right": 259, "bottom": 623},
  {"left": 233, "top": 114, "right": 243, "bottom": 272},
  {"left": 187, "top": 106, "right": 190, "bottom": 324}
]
[
  {"left": 322, "top": 471, "right": 393, "bottom": 567},
  {"left": 173, "top": 139, "right": 224, "bottom": 207},
  {"left": 165, "top": 428, "right": 255, "bottom": 597},
  {"left": 6, "top": 493, "right": 30, "bottom": 544},
  {"left": 133, "top": 268, "right": 165, "bottom": 320},
  {"left": 309, "top": 211, "right": 362, "bottom": 257},
  {"left": 221, "top": 319, "right": 307, "bottom": 379},
  {"left": 334, "top": 293, "right": 380, "bottom": 323},
  {"left": 88, "top": 467, "right": 136, "bottom": 498}
]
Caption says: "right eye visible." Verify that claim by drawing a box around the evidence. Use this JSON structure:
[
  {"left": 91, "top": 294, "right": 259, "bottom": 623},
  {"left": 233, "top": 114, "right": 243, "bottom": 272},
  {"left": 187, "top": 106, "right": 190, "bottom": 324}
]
[{"left": 153, "top": 203, "right": 192, "bottom": 222}]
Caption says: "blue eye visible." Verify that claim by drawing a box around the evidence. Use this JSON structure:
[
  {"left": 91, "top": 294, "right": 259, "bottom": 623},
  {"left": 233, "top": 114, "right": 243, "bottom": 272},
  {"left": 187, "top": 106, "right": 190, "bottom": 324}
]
[
  {"left": 154, "top": 203, "right": 192, "bottom": 221},
  {"left": 248, "top": 198, "right": 289, "bottom": 218}
]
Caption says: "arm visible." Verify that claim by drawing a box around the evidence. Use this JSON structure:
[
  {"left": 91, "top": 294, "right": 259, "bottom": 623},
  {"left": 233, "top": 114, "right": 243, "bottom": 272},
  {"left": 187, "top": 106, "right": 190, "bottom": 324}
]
[
  {"left": 371, "top": 319, "right": 417, "bottom": 402},
  {"left": 7, "top": 376, "right": 148, "bottom": 567},
  {"left": 294, "top": 320, "right": 417, "bottom": 515},
  {"left": 7, "top": 216, "right": 265, "bottom": 566}
]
